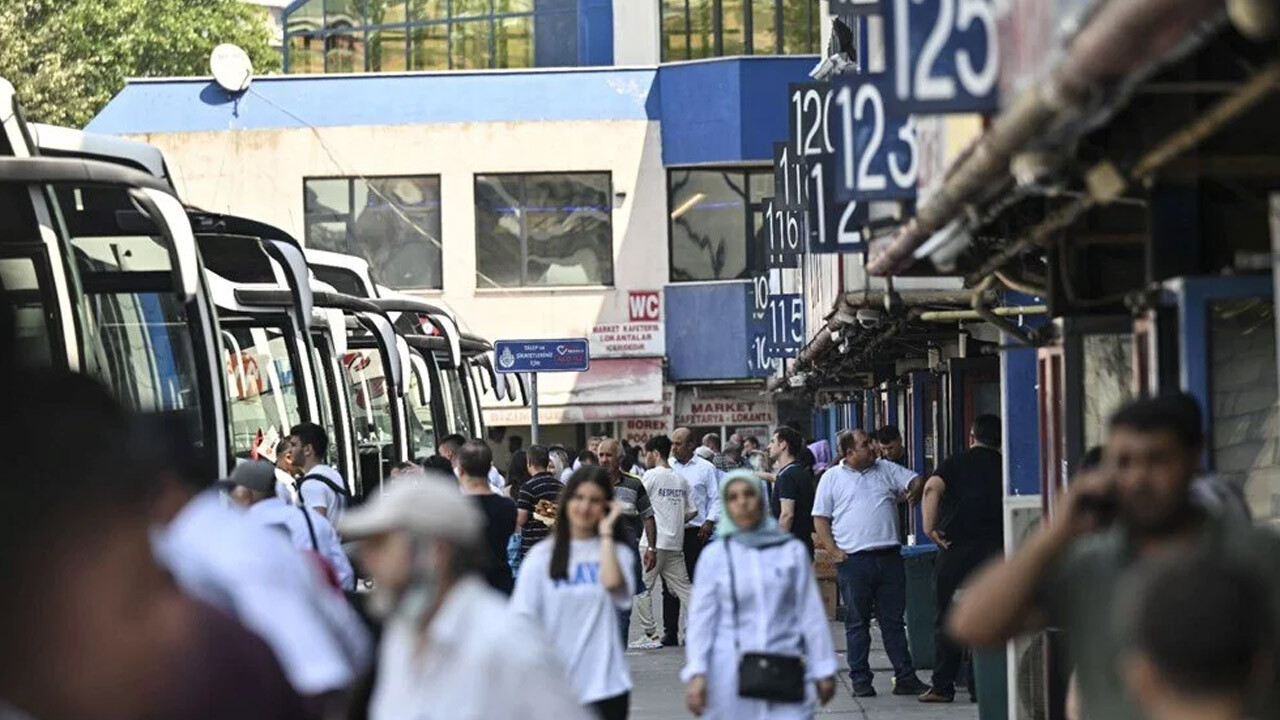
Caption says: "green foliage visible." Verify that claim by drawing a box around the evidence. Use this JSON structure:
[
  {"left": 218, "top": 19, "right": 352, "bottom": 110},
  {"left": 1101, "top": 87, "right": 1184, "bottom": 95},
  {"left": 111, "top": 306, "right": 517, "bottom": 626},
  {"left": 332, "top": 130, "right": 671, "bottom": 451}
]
[{"left": 0, "top": 0, "right": 280, "bottom": 127}]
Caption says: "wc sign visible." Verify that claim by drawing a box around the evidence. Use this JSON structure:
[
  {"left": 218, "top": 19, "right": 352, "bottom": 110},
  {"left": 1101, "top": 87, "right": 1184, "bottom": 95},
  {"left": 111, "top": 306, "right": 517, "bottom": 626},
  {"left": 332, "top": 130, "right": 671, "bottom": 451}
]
[
  {"left": 629, "top": 291, "right": 661, "bottom": 322},
  {"left": 591, "top": 290, "right": 665, "bottom": 358}
]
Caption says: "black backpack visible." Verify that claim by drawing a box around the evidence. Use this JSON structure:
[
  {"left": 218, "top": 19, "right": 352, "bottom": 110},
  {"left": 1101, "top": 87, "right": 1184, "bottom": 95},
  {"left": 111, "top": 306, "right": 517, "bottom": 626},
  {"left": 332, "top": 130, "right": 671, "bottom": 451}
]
[{"left": 298, "top": 472, "right": 352, "bottom": 503}]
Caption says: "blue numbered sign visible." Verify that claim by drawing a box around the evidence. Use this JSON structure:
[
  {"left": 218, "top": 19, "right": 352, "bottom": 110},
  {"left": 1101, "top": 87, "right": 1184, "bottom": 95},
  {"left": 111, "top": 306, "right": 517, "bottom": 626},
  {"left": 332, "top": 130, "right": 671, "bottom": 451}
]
[
  {"left": 881, "top": 0, "right": 999, "bottom": 113},
  {"left": 832, "top": 74, "right": 918, "bottom": 201},
  {"left": 764, "top": 294, "right": 805, "bottom": 359}
]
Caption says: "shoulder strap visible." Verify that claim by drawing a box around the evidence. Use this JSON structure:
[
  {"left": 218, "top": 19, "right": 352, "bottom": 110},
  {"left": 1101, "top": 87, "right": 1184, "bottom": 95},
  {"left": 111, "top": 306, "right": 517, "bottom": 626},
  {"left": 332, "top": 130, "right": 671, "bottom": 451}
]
[
  {"left": 300, "top": 472, "right": 350, "bottom": 499},
  {"left": 298, "top": 506, "right": 320, "bottom": 552},
  {"left": 724, "top": 539, "right": 740, "bottom": 655}
]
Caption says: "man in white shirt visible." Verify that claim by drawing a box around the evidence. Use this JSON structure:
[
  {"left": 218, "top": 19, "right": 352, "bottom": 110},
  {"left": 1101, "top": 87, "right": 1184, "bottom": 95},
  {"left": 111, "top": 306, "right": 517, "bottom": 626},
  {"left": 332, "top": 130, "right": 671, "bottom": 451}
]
[
  {"left": 631, "top": 434, "right": 697, "bottom": 649},
  {"left": 227, "top": 460, "right": 356, "bottom": 591},
  {"left": 661, "top": 427, "right": 720, "bottom": 646},
  {"left": 341, "top": 478, "right": 588, "bottom": 720},
  {"left": 813, "top": 429, "right": 927, "bottom": 698},
  {"left": 290, "top": 422, "right": 349, "bottom": 524}
]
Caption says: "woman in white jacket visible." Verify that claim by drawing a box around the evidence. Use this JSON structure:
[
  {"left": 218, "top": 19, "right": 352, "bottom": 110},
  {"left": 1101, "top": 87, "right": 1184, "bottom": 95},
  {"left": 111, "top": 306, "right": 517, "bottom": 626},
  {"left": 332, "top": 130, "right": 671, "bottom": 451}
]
[{"left": 682, "top": 470, "right": 837, "bottom": 719}]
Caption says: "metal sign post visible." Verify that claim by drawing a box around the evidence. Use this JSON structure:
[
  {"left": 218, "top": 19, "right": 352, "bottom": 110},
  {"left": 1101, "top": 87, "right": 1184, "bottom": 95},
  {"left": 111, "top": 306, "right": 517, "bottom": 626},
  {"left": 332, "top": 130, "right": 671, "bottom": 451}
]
[{"left": 494, "top": 338, "right": 590, "bottom": 447}]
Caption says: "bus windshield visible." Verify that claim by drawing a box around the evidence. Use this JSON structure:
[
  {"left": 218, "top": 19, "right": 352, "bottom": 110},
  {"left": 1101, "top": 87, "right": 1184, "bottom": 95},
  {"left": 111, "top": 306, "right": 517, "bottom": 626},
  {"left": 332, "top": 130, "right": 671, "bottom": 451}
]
[
  {"left": 440, "top": 364, "right": 470, "bottom": 437},
  {"left": 343, "top": 347, "right": 394, "bottom": 495},
  {"left": 310, "top": 342, "right": 341, "bottom": 466},
  {"left": 221, "top": 324, "right": 301, "bottom": 458},
  {"left": 407, "top": 357, "right": 436, "bottom": 460}
]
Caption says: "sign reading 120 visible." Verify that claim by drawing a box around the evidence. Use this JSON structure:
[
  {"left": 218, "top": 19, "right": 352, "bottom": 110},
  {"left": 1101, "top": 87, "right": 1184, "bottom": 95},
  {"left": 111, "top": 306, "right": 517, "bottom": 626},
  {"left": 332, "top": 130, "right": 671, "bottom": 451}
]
[{"left": 882, "top": 0, "right": 999, "bottom": 113}]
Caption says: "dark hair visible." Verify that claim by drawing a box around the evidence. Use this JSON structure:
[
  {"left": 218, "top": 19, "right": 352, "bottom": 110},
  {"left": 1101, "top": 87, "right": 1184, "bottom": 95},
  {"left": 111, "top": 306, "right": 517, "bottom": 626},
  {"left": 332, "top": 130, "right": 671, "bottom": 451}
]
[
  {"left": 773, "top": 426, "right": 804, "bottom": 458},
  {"left": 702, "top": 433, "right": 721, "bottom": 451},
  {"left": 507, "top": 451, "right": 530, "bottom": 496},
  {"left": 457, "top": 440, "right": 492, "bottom": 479},
  {"left": 289, "top": 422, "right": 328, "bottom": 462},
  {"left": 577, "top": 450, "right": 598, "bottom": 465},
  {"left": 972, "top": 414, "right": 1002, "bottom": 447},
  {"left": 723, "top": 442, "right": 742, "bottom": 459},
  {"left": 527, "top": 444, "right": 551, "bottom": 471},
  {"left": 1127, "top": 552, "right": 1274, "bottom": 696},
  {"left": 421, "top": 455, "right": 454, "bottom": 476},
  {"left": 1110, "top": 394, "right": 1204, "bottom": 449},
  {"left": 437, "top": 433, "right": 466, "bottom": 453},
  {"left": 390, "top": 460, "right": 419, "bottom": 474},
  {"left": 1079, "top": 445, "right": 1104, "bottom": 472},
  {"left": 798, "top": 446, "right": 817, "bottom": 469},
  {"left": 744, "top": 436, "right": 759, "bottom": 448},
  {"left": 644, "top": 434, "right": 672, "bottom": 457},
  {"left": 549, "top": 466, "right": 614, "bottom": 581},
  {"left": 875, "top": 425, "right": 902, "bottom": 444}
]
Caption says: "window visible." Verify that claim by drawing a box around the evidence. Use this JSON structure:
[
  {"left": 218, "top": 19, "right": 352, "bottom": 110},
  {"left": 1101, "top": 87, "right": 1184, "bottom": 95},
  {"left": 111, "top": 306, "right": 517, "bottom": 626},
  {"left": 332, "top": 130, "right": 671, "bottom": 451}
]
[
  {"left": 475, "top": 172, "right": 613, "bottom": 288},
  {"left": 304, "top": 176, "right": 443, "bottom": 291},
  {"left": 222, "top": 325, "right": 302, "bottom": 458},
  {"left": 668, "top": 168, "right": 771, "bottom": 282},
  {"left": 284, "top": 0, "right": 538, "bottom": 72},
  {"left": 661, "top": 0, "right": 819, "bottom": 60}
]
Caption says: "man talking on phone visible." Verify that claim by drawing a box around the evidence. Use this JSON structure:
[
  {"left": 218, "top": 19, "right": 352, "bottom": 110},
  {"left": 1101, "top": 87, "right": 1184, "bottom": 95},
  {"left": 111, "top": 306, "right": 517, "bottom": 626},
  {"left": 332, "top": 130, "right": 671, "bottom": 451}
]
[{"left": 948, "top": 395, "right": 1280, "bottom": 720}]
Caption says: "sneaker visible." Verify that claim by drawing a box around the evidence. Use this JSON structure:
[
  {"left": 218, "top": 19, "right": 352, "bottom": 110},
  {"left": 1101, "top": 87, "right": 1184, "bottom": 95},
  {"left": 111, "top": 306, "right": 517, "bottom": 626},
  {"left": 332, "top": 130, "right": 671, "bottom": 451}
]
[
  {"left": 628, "top": 635, "right": 663, "bottom": 650},
  {"left": 892, "top": 676, "right": 929, "bottom": 696},
  {"left": 918, "top": 687, "right": 955, "bottom": 703},
  {"left": 851, "top": 682, "right": 877, "bottom": 697}
]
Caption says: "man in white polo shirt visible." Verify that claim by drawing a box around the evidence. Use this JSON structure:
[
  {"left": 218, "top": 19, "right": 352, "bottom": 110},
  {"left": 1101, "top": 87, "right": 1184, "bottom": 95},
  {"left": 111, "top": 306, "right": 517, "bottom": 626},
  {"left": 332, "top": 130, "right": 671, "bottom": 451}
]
[{"left": 813, "top": 429, "right": 927, "bottom": 699}]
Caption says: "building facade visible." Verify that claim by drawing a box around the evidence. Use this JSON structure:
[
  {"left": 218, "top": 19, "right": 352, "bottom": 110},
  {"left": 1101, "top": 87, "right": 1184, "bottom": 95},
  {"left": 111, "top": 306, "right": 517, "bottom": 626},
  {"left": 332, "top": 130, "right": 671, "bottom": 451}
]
[{"left": 90, "top": 2, "right": 831, "bottom": 464}]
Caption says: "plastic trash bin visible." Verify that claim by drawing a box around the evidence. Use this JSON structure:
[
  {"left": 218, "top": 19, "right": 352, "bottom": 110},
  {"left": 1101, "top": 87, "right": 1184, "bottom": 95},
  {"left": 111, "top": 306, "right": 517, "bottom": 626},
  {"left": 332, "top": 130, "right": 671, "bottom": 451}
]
[{"left": 901, "top": 544, "right": 938, "bottom": 670}]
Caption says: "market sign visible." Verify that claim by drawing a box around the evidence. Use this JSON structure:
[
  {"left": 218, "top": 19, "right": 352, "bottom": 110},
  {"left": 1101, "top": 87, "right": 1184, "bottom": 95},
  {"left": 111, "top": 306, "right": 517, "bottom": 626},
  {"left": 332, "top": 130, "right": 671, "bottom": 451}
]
[
  {"left": 622, "top": 386, "right": 676, "bottom": 445},
  {"left": 589, "top": 290, "right": 665, "bottom": 358},
  {"left": 675, "top": 392, "right": 778, "bottom": 427}
]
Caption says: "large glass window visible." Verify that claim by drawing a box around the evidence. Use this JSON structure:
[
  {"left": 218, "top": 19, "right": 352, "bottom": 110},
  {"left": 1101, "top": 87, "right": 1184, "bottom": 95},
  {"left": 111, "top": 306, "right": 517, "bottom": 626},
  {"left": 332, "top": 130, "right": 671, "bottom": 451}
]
[
  {"left": 475, "top": 172, "right": 614, "bottom": 288},
  {"left": 304, "top": 176, "right": 443, "bottom": 291},
  {"left": 407, "top": 356, "right": 437, "bottom": 459},
  {"left": 661, "top": 0, "right": 819, "bottom": 61},
  {"left": 668, "top": 167, "right": 771, "bottom": 281},
  {"left": 284, "top": 0, "right": 539, "bottom": 72},
  {"left": 222, "top": 325, "right": 302, "bottom": 458}
]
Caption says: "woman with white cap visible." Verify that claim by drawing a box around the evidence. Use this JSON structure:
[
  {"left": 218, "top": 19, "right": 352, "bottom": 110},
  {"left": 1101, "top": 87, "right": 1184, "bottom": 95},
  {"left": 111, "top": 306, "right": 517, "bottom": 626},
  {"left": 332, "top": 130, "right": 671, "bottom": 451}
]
[
  {"left": 340, "top": 479, "right": 589, "bottom": 720},
  {"left": 682, "top": 470, "right": 838, "bottom": 719},
  {"left": 511, "top": 466, "right": 636, "bottom": 720}
]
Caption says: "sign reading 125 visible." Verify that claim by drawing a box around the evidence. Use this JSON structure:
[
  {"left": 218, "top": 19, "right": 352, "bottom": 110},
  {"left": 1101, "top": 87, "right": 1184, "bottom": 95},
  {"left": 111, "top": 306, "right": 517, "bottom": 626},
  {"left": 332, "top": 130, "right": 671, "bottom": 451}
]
[{"left": 882, "top": 0, "right": 999, "bottom": 113}]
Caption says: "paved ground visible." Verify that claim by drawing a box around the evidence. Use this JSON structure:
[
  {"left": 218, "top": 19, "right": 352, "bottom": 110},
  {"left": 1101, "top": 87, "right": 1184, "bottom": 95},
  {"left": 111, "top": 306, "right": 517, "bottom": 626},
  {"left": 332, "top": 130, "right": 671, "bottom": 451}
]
[{"left": 625, "top": 613, "right": 980, "bottom": 719}]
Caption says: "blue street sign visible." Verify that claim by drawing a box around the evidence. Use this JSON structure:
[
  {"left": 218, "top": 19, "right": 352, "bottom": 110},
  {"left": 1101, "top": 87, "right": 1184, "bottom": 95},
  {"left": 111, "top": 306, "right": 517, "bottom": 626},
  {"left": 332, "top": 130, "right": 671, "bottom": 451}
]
[
  {"left": 832, "top": 74, "right": 919, "bottom": 202},
  {"left": 880, "top": 0, "right": 1000, "bottom": 114},
  {"left": 494, "top": 338, "right": 590, "bottom": 373},
  {"left": 765, "top": 294, "right": 805, "bottom": 359}
]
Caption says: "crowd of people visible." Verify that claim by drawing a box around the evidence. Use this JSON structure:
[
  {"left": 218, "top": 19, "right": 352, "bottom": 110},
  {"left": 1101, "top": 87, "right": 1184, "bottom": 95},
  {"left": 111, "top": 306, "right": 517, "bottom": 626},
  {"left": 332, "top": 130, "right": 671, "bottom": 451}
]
[{"left": 3, "top": 349, "right": 1278, "bottom": 720}]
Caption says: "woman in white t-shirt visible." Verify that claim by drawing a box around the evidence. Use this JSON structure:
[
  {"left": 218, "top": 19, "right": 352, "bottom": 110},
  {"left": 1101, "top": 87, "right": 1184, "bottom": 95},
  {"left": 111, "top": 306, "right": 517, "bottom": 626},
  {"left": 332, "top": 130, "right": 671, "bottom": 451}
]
[{"left": 511, "top": 466, "right": 636, "bottom": 720}]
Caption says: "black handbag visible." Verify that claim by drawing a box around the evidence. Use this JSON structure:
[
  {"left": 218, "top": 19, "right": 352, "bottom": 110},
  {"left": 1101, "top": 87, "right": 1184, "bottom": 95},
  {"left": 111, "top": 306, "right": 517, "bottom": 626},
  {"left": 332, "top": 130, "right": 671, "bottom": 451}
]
[{"left": 725, "top": 540, "right": 807, "bottom": 703}]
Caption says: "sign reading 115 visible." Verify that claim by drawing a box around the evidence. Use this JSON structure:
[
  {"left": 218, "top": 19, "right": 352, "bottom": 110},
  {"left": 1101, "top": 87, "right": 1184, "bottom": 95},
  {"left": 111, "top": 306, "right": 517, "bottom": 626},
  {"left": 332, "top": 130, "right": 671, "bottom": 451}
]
[
  {"left": 766, "top": 294, "right": 804, "bottom": 358},
  {"left": 882, "top": 0, "right": 999, "bottom": 113}
]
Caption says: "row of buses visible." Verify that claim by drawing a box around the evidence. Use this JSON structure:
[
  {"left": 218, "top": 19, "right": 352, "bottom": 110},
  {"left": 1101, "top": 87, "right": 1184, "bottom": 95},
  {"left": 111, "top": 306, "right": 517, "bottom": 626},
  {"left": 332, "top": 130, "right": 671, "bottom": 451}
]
[{"left": 0, "top": 78, "right": 523, "bottom": 498}]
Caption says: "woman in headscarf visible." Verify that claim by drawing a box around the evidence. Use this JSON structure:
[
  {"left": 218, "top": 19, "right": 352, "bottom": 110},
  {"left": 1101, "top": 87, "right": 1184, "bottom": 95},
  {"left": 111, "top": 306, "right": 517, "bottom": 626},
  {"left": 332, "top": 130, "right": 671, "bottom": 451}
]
[
  {"left": 806, "top": 440, "right": 831, "bottom": 475},
  {"left": 681, "top": 471, "right": 838, "bottom": 719}
]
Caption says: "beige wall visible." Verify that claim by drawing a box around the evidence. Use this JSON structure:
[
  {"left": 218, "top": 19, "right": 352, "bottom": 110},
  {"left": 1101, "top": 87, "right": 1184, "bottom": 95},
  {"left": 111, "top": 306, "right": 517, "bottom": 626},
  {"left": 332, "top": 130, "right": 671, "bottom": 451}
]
[{"left": 129, "top": 119, "right": 668, "bottom": 343}]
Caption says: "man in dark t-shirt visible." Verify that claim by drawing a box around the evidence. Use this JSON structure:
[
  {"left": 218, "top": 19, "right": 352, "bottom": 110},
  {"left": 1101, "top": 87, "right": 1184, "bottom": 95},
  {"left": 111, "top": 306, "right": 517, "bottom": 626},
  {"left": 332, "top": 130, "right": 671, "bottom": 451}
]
[
  {"left": 516, "top": 445, "right": 564, "bottom": 560},
  {"left": 457, "top": 441, "right": 516, "bottom": 595},
  {"left": 919, "top": 414, "right": 1004, "bottom": 702},
  {"left": 768, "top": 426, "right": 816, "bottom": 556}
]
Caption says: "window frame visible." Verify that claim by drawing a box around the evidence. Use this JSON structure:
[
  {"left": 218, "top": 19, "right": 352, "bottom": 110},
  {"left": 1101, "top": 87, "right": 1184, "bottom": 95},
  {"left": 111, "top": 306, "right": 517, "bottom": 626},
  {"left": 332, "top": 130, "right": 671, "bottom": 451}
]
[
  {"left": 659, "top": 0, "right": 819, "bottom": 62},
  {"left": 302, "top": 174, "right": 444, "bottom": 292},
  {"left": 666, "top": 166, "right": 772, "bottom": 283},
  {"left": 473, "top": 170, "right": 616, "bottom": 290},
  {"left": 283, "top": 0, "right": 538, "bottom": 72}
]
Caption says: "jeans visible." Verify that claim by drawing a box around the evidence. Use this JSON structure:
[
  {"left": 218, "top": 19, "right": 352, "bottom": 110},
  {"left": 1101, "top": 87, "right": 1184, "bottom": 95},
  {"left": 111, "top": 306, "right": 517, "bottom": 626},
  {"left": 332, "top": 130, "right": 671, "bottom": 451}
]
[
  {"left": 931, "top": 543, "right": 998, "bottom": 694},
  {"left": 836, "top": 547, "right": 916, "bottom": 685}
]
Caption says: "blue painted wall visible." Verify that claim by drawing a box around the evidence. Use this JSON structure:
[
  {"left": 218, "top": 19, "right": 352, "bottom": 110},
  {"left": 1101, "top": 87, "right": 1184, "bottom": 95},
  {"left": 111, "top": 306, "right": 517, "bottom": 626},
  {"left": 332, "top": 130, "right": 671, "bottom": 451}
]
[
  {"left": 1002, "top": 291, "right": 1046, "bottom": 496},
  {"left": 665, "top": 282, "right": 755, "bottom": 381},
  {"left": 657, "top": 56, "right": 817, "bottom": 166}
]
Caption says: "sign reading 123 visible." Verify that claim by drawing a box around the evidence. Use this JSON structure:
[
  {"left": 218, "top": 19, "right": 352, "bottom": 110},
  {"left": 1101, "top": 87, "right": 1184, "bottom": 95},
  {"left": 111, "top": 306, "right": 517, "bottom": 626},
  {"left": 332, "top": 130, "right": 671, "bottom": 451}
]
[
  {"left": 833, "top": 74, "right": 918, "bottom": 201},
  {"left": 881, "top": 0, "right": 999, "bottom": 113}
]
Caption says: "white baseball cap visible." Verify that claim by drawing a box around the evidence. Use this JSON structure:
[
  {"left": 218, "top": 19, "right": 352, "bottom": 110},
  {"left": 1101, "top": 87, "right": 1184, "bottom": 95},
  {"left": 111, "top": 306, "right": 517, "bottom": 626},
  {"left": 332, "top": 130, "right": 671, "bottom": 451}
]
[{"left": 338, "top": 477, "right": 482, "bottom": 545}]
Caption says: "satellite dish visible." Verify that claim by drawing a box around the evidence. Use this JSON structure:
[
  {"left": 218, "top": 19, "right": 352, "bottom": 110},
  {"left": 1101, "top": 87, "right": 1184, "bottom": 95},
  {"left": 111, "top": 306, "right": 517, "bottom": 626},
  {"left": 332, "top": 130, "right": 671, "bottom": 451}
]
[{"left": 210, "top": 44, "right": 253, "bottom": 93}]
